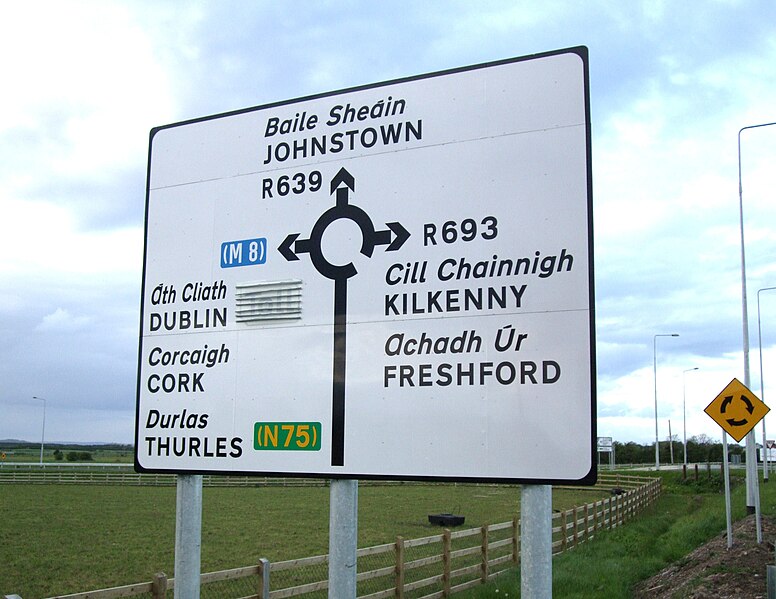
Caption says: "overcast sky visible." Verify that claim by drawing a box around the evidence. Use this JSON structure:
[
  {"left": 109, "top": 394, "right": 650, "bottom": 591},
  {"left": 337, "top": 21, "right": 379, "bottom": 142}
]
[{"left": 1, "top": 1, "right": 776, "bottom": 451}]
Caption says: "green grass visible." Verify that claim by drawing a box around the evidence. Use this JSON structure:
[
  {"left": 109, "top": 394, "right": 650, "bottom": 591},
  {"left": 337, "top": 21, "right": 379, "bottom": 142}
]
[
  {"left": 460, "top": 471, "right": 764, "bottom": 598},
  {"left": 0, "top": 448, "right": 134, "bottom": 464},
  {"left": 8, "top": 473, "right": 743, "bottom": 599},
  {"left": 0, "top": 482, "right": 608, "bottom": 598}
]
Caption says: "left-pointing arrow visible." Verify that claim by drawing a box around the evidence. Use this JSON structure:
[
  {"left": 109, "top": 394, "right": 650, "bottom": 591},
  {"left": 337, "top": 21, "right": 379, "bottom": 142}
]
[{"left": 279, "top": 233, "right": 300, "bottom": 261}]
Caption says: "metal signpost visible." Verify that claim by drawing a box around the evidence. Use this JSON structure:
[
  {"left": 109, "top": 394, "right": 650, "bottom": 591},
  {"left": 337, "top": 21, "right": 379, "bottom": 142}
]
[
  {"left": 597, "top": 436, "right": 615, "bottom": 469},
  {"left": 136, "top": 47, "right": 595, "bottom": 597},
  {"left": 705, "top": 378, "right": 770, "bottom": 546},
  {"left": 757, "top": 285, "right": 776, "bottom": 482},
  {"left": 174, "top": 474, "right": 203, "bottom": 599}
]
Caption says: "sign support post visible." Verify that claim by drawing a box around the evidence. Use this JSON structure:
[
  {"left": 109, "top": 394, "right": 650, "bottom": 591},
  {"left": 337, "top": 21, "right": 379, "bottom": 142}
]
[
  {"left": 705, "top": 378, "right": 770, "bottom": 547},
  {"left": 329, "top": 478, "right": 358, "bottom": 598},
  {"left": 746, "top": 433, "right": 757, "bottom": 515},
  {"left": 520, "top": 485, "right": 552, "bottom": 598},
  {"left": 722, "top": 433, "right": 733, "bottom": 549},
  {"left": 174, "top": 474, "right": 203, "bottom": 599},
  {"left": 755, "top": 460, "right": 763, "bottom": 543},
  {"left": 597, "top": 437, "right": 615, "bottom": 469}
]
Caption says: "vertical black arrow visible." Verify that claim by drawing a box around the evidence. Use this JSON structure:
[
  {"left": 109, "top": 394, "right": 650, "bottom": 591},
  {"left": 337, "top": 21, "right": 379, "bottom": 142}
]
[
  {"left": 278, "top": 167, "right": 409, "bottom": 468},
  {"left": 330, "top": 168, "right": 354, "bottom": 467},
  {"left": 331, "top": 277, "right": 347, "bottom": 466}
]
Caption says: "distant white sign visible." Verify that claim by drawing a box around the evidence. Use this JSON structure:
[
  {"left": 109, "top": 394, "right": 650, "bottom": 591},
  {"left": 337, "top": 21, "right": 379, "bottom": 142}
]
[
  {"left": 597, "top": 437, "right": 613, "bottom": 451},
  {"left": 135, "top": 47, "right": 596, "bottom": 483}
]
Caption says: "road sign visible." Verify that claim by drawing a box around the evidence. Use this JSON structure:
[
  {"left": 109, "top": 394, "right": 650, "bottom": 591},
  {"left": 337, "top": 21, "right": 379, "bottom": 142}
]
[
  {"left": 704, "top": 378, "right": 770, "bottom": 442},
  {"left": 135, "top": 47, "right": 595, "bottom": 483},
  {"left": 597, "top": 437, "right": 613, "bottom": 451}
]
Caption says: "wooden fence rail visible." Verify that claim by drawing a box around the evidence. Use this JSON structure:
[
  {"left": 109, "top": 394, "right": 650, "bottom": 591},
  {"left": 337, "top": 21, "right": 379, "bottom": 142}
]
[
  {"left": 38, "top": 474, "right": 661, "bottom": 599},
  {"left": 0, "top": 470, "right": 332, "bottom": 487},
  {"left": 0, "top": 469, "right": 656, "bottom": 489}
]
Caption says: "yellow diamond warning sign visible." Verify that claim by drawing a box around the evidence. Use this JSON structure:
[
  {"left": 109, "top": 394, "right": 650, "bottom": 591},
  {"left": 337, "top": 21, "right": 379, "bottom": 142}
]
[{"left": 705, "top": 378, "right": 769, "bottom": 442}]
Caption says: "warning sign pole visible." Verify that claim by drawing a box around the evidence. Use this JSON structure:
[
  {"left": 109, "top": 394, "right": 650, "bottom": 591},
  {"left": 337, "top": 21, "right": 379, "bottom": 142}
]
[
  {"left": 706, "top": 378, "right": 769, "bottom": 546},
  {"left": 722, "top": 433, "right": 733, "bottom": 549}
]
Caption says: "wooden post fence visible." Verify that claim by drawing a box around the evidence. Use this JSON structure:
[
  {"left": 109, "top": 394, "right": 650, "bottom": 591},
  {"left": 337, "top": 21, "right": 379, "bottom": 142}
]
[{"left": 38, "top": 474, "right": 662, "bottom": 599}]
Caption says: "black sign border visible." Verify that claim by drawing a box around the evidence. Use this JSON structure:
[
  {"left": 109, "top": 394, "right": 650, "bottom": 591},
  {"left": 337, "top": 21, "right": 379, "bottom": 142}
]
[{"left": 135, "top": 46, "right": 597, "bottom": 486}]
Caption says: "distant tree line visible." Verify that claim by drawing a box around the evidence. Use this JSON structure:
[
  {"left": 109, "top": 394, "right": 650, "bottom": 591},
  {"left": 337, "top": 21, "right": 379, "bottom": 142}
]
[
  {"left": 611, "top": 434, "right": 746, "bottom": 464},
  {"left": 0, "top": 441, "right": 132, "bottom": 452},
  {"left": 52, "top": 449, "right": 94, "bottom": 461}
]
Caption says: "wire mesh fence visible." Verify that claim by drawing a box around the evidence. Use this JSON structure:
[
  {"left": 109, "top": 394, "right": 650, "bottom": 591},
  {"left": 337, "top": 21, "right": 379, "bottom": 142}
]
[
  {"left": 268, "top": 554, "right": 329, "bottom": 598},
  {"left": 42, "top": 475, "right": 661, "bottom": 599},
  {"left": 199, "top": 566, "right": 264, "bottom": 599},
  {"left": 356, "top": 542, "right": 397, "bottom": 597}
]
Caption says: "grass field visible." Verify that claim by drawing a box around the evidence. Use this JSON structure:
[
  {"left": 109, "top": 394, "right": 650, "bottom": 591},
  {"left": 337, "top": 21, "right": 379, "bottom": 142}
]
[
  {"left": 459, "top": 470, "right": 771, "bottom": 598},
  {"left": 0, "top": 480, "right": 606, "bottom": 598},
  {"left": 0, "top": 447, "right": 133, "bottom": 464}
]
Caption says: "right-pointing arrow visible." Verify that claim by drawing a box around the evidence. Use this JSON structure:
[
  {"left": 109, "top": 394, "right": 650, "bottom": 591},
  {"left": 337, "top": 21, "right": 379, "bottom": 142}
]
[
  {"left": 373, "top": 221, "right": 410, "bottom": 252},
  {"left": 386, "top": 221, "right": 410, "bottom": 251}
]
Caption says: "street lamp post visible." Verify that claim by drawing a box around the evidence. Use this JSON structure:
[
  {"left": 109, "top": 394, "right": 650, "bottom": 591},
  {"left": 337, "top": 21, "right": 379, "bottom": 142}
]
[
  {"left": 757, "top": 286, "right": 776, "bottom": 482},
  {"left": 739, "top": 121, "right": 776, "bottom": 514},
  {"left": 32, "top": 396, "right": 46, "bottom": 466},
  {"left": 682, "top": 367, "right": 699, "bottom": 467},
  {"left": 654, "top": 333, "right": 679, "bottom": 470}
]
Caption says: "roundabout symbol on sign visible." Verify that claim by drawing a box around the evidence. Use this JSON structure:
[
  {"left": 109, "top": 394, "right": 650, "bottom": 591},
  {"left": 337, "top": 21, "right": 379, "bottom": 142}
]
[
  {"left": 705, "top": 378, "right": 770, "bottom": 443},
  {"left": 720, "top": 393, "right": 755, "bottom": 428},
  {"left": 278, "top": 168, "right": 410, "bottom": 466}
]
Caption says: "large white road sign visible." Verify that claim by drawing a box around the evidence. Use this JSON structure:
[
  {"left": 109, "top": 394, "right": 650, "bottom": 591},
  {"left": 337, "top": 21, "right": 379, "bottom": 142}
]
[{"left": 135, "top": 47, "right": 596, "bottom": 483}]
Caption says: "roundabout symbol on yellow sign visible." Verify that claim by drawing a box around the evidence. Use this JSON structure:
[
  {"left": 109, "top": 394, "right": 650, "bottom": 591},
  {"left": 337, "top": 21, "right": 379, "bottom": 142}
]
[{"left": 704, "top": 378, "right": 770, "bottom": 442}]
